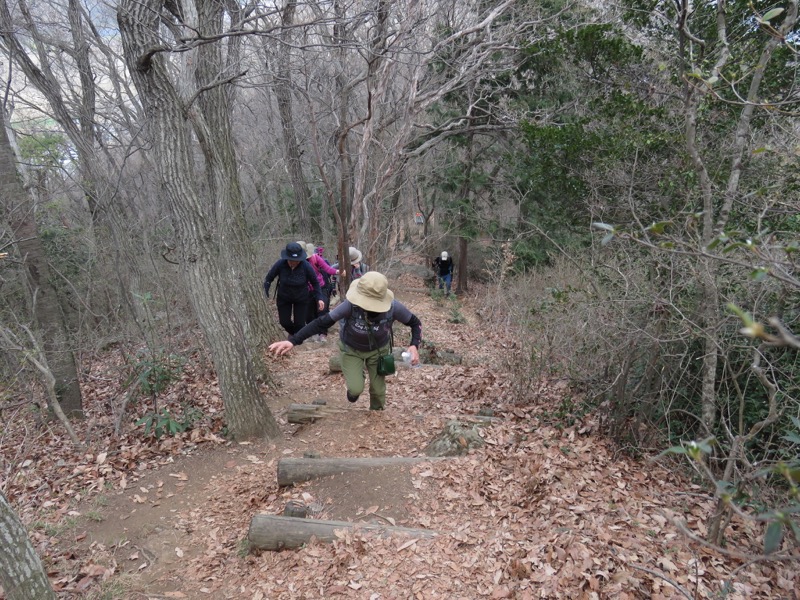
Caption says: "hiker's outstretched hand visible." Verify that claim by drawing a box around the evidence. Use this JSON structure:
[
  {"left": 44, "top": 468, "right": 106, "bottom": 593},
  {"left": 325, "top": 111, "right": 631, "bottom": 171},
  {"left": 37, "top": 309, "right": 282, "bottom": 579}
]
[
  {"left": 406, "top": 345, "right": 420, "bottom": 366},
  {"left": 269, "top": 341, "right": 294, "bottom": 356}
]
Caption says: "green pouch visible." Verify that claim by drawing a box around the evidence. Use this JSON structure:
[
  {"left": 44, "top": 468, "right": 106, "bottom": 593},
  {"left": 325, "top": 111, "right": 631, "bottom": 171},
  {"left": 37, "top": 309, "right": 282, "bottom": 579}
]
[
  {"left": 366, "top": 312, "right": 395, "bottom": 377},
  {"left": 377, "top": 353, "right": 396, "bottom": 376}
]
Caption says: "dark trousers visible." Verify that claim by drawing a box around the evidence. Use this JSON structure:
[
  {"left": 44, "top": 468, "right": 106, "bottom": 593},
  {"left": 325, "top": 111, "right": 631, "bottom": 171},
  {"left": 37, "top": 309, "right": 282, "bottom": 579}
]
[
  {"left": 307, "top": 289, "right": 332, "bottom": 331},
  {"left": 276, "top": 294, "right": 310, "bottom": 335},
  {"left": 438, "top": 273, "right": 452, "bottom": 294}
]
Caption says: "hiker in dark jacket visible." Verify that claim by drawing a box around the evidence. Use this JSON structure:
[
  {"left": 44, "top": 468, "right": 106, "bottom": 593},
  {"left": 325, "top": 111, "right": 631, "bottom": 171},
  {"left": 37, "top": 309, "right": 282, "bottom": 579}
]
[
  {"left": 433, "top": 250, "right": 453, "bottom": 296},
  {"left": 264, "top": 242, "right": 325, "bottom": 335},
  {"left": 269, "top": 272, "right": 421, "bottom": 410}
]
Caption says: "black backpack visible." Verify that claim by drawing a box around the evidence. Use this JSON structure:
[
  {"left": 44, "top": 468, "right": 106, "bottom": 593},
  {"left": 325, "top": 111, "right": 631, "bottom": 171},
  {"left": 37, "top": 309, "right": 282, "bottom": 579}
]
[{"left": 345, "top": 304, "right": 395, "bottom": 340}]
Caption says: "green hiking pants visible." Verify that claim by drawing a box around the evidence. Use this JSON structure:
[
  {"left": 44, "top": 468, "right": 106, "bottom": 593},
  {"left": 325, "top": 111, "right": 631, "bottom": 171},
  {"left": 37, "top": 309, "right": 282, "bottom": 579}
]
[{"left": 339, "top": 341, "right": 390, "bottom": 410}]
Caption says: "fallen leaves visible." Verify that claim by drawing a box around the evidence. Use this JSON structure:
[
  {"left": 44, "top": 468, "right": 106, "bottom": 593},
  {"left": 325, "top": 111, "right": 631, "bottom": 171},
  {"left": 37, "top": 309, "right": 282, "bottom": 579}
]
[
  {"left": 657, "top": 556, "right": 678, "bottom": 572},
  {"left": 3, "top": 284, "right": 798, "bottom": 600}
]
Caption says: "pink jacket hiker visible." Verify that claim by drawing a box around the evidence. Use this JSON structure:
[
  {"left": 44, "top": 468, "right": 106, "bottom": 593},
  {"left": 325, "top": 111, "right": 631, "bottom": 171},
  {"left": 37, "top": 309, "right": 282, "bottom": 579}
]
[{"left": 308, "top": 253, "right": 338, "bottom": 289}]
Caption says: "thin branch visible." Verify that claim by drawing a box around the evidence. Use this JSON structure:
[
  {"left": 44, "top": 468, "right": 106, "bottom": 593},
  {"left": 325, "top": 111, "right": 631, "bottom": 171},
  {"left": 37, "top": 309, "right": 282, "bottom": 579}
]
[
  {"left": 0, "top": 326, "right": 84, "bottom": 451},
  {"left": 629, "top": 564, "right": 694, "bottom": 600},
  {"left": 184, "top": 70, "right": 248, "bottom": 111}
]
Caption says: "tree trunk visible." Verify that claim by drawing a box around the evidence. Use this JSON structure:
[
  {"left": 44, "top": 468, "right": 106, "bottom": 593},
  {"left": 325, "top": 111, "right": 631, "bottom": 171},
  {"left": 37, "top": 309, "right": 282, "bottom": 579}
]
[
  {"left": 247, "top": 514, "right": 437, "bottom": 551},
  {"left": 274, "top": 0, "right": 312, "bottom": 237},
  {"left": 356, "top": 0, "right": 391, "bottom": 265},
  {"left": 698, "top": 263, "right": 719, "bottom": 431},
  {"left": 455, "top": 125, "right": 474, "bottom": 296},
  {"left": 0, "top": 492, "right": 57, "bottom": 600},
  {"left": 193, "top": 0, "right": 279, "bottom": 355},
  {"left": 118, "top": 0, "right": 280, "bottom": 439},
  {"left": 333, "top": 0, "right": 357, "bottom": 287},
  {"left": 456, "top": 236, "right": 469, "bottom": 294},
  {"left": 0, "top": 112, "right": 83, "bottom": 416},
  {"left": 0, "top": 326, "right": 85, "bottom": 451},
  {"left": 277, "top": 456, "right": 444, "bottom": 487}
]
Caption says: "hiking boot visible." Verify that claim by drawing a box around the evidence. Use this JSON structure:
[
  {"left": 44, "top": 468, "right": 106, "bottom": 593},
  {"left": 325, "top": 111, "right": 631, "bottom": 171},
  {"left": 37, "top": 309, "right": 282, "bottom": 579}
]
[{"left": 346, "top": 391, "right": 359, "bottom": 403}]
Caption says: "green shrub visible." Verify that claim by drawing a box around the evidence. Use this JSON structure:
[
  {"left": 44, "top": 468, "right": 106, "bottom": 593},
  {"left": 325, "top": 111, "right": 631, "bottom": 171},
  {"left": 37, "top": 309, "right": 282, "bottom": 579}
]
[
  {"left": 135, "top": 404, "right": 202, "bottom": 440},
  {"left": 128, "top": 349, "right": 185, "bottom": 404}
]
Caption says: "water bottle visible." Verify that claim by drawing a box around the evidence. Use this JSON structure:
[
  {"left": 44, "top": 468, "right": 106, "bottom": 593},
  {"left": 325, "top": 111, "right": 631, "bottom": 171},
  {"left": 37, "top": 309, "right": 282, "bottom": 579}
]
[{"left": 401, "top": 351, "right": 420, "bottom": 368}]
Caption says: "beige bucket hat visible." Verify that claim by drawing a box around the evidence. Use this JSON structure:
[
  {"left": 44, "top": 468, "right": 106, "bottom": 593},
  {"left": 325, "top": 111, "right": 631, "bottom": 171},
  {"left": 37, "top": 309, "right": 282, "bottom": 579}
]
[{"left": 346, "top": 272, "right": 394, "bottom": 312}]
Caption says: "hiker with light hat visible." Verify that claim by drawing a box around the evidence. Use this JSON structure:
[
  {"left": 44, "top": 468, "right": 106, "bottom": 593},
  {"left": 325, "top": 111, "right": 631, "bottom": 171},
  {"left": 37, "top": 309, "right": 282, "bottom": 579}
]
[
  {"left": 269, "top": 272, "right": 421, "bottom": 410},
  {"left": 263, "top": 242, "right": 325, "bottom": 336},
  {"left": 333, "top": 246, "right": 369, "bottom": 281},
  {"left": 433, "top": 251, "right": 454, "bottom": 296}
]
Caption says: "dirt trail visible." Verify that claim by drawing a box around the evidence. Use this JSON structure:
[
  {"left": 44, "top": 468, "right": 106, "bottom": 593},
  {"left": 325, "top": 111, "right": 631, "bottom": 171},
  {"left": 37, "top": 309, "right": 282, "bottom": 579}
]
[
  {"left": 64, "top": 283, "right": 797, "bottom": 599},
  {"left": 74, "top": 284, "right": 495, "bottom": 597}
]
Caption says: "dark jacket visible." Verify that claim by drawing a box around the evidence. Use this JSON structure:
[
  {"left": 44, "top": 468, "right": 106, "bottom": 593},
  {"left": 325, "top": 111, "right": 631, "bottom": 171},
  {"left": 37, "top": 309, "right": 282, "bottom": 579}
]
[
  {"left": 433, "top": 257, "right": 453, "bottom": 277},
  {"left": 288, "top": 299, "right": 422, "bottom": 351},
  {"left": 264, "top": 259, "right": 323, "bottom": 302}
]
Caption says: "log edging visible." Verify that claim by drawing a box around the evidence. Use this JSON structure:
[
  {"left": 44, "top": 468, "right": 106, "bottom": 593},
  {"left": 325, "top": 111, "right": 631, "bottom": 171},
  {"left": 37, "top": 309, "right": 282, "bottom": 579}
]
[
  {"left": 247, "top": 514, "right": 438, "bottom": 551},
  {"left": 277, "top": 456, "right": 447, "bottom": 487}
]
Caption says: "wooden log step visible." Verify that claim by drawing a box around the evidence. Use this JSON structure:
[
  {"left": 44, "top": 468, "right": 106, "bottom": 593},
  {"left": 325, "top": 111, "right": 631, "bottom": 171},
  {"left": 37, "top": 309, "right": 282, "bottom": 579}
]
[
  {"left": 247, "top": 514, "right": 437, "bottom": 551},
  {"left": 442, "top": 414, "right": 502, "bottom": 425},
  {"left": 285, "top": 402, "right": 348, "bottom": 424},
  {"left": 277, "top": 456, "right": 444, "bottom": 487}
]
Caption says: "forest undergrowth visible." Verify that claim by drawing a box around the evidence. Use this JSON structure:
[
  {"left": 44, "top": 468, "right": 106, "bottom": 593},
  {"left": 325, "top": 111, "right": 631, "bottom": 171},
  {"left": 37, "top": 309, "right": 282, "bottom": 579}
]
[{"left": 0, "top": 277, "right": 797, "bottom": 599}]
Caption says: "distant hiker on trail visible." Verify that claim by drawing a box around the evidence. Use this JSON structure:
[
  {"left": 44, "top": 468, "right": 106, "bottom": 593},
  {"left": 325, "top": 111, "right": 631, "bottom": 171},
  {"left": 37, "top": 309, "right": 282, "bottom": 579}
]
[
  {"left": 305, "top": 242, "right": 340, "bottom": 339},
  {"left": 269, "top": 272, "right": 421, "bottom": 411},
  {"left": 263, "top": 242, "right": 325, "bottom": 336},
  {"left": 433, "top": 251, "right": 454, "bottom": 296}
]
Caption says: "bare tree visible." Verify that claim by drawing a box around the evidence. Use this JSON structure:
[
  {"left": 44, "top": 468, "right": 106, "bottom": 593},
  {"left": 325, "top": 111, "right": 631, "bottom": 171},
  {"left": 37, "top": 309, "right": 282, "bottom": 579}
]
[
  {"left": 584, "top": 0, "right": 800, "bottom": 549},
  {"left": 284, "top": 0, "right": 528, "bottom": 279},
  {"left": 117, "top": 0, "right": 280, "bottom": 438},
  {"left": 270, "top": 0, "right": 314, "bottom": 237},
  {"left": 0, "top": 107, "right": 83, "bottom": 416},
  {"left": 0, "top": 0, "right": 164, "bottom": 343},
  {"left": 190, "top": 0, "right": 280, "bottom": 352},
  {"left": 678, "top": 1, "right": 799, "bottom": 432},
  {"left": 0, "top": 324, "right": 84, "bottom": 450}
]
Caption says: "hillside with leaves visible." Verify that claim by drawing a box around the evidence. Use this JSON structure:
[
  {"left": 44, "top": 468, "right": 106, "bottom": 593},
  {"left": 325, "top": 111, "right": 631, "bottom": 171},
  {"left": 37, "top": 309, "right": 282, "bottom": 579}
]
[{"left": 1, "top": 281, "right": 797, "bottom": 599}]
